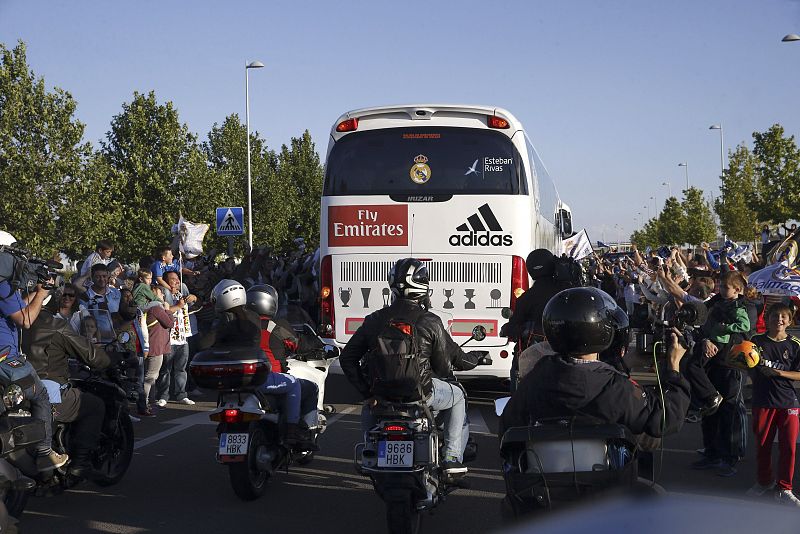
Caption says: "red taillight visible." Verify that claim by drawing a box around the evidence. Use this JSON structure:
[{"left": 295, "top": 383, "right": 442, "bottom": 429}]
[
  {"left": 336, "top": 118, "right": 358, "bottom": 132},
  {"left": 383, "top": 425, "right": 406, "bottom": 432},
  {"left": 510, "top": 255, "right": 529, "bottom": 312},
  {"left": 320, "top": 255, "right": 335, "bottom": 337},
  {"left": 223, "top": 409, "right": 241, "bottom": 424},
  {"left": 488, "top": 115, "right": 510, "bottom": 129},
  {"left": 241, "top": 362, "right": 259, "bottom": 375},
  {"left": 500, "top": 350, "right": 509, "bottom": 359}
]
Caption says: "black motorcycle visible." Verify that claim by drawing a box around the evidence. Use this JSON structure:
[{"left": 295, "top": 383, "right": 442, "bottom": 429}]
[
  {"left": 354, "top": 326, "right": 490, "bottom": 534},
  {"left": 6, "top": 311, "right": 136, "bottom": 509},
  {"left": 0, "top": 347, "right": 49, "bottom": 529}
]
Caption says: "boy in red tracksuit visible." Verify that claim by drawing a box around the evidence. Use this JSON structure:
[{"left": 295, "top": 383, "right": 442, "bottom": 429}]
[{"left": 748, "top": 303, "right": 800, "bottom": 506}]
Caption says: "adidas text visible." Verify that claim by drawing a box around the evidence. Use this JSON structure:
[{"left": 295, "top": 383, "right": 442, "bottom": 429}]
[{"left": 449, "top": 232, "right": 513, "bottom": 247}]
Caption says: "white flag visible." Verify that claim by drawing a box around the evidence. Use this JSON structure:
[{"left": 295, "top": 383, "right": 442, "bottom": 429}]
[
  {"left": 561, "top": 229, "right": 593, "bottom": 260},
  {"left": 172, "top": 216, "right": 209, "bottom": 258}
]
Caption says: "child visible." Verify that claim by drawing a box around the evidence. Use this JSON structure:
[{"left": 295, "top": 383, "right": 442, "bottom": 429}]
[
  {"left": 142, "top": 286, "right": 174, "bottom": 413},
  {"left": 747, "top": 303, "right": 800, "bottom": 506},
  {"left": 685, "top": 270, "right": 750, "bottom": 476}
]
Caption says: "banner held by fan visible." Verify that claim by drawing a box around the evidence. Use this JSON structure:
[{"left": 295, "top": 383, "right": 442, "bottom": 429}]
[{"left": 561, "top": 229, "right": 594, "bottom": 260}]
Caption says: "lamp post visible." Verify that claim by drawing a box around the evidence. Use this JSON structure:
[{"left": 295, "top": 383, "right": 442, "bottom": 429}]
[
  {"left": 245, "top": 60, "right": 265, "bottom": 252},
  {"left": 709, "top": 125, "right": 725, "bottom": 178},
  {"left": 645, "top": 204, "right": 650, "bottom": 220},
  {"left": 650, "top": 196, "right": 657, "bottom": 216},
  {"left": 678, "top": 162, "right": 689, "bottom": 190},
  {"left": 662, "top": 181, "right": 672, "bottom": 199}
]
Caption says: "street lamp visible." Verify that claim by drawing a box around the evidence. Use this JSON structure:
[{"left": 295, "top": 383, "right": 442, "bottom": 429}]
[
  {"left": 644, "top": 204, "right": 650, "bottom": 220},
  {"left": 650, "top": 196, "right": 657, "bottom": 215},
  {"left": 245, "top": 60, "right": 265, "bottom": 252},
  {"left": 662, "top": 181, "right": 672, "bottom": 199},
  {"left": 782, "top": 34, "right": 800, "bottom": 42},
  {"left": 709, "top": 125, "right": 725, "bottom": 178},
  {"left": 678, "top": 162, "right": 689, "bottom": 190}
]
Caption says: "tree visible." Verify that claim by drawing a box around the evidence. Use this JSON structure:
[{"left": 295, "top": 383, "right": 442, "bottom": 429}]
[
  {"left": 101, "top": 91, "right": 203, "bottom": 262},
  {"left": 714, "top": 145, "right": 759, "bottom": 242},
  {"left": 752, "top": 124, "right": 800, "bottom": 224},
  {"left": 681, "top": 187, "right": 716, "bottom": 245},
  {"left": 276, "top": 131, "right": 324, "bottom": 250},
  {"left": 656, "top": 197, "right": 685, "bottom": 245},
  {"left": 631, "top": 218, "right": 660, "bottom": 249},
  {"left": 0, "top": 41, "right": 92, "bottom": 256}
]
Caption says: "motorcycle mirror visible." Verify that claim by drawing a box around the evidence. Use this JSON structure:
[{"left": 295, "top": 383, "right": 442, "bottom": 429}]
[
  {"left": 117, "top": 331, "right": 131, "bottom": 344},
  {"left": 501, "top": 307, "right": 513, "bottom": 319},
  {"left": 471, "top": 325, "right": 486, "bottom": 342},
  {"left": 494, "top": 397, "right": 511, "bottom": 417}
]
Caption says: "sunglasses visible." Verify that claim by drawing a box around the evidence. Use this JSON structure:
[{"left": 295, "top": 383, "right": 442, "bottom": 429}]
[{"left": 62, "top": 293, "right": 76, "bottom": 298}]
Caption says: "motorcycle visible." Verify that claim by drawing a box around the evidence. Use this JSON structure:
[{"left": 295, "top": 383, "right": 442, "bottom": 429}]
[
  {"left": 354, "top": 325, "right": 491, "bottom": 534},
  {"left": 493, "top": 397, "right": 657, "bottom": 520},
  {"left": 0, "top": 346, "right": 49, "bottom": 530},
  {"left": 190, "top": 325, "right": 338, "bottom": 501},
  {"left": 6, "top": 310, "right": 137, "bottom": 507}
]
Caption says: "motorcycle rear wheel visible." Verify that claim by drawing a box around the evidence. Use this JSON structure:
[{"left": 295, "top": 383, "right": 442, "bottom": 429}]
[
  {"left": 3, "top": 488, "right": 28, "bottom": 519},
  {"left": 386, "top": 493, "right": 421, "bottom": 534},
  {"left": 93, "top": 413, "right": 135, "bottom": 487},
  {"left": 228, "top": 427, "right": 270, "bottom": 501}
]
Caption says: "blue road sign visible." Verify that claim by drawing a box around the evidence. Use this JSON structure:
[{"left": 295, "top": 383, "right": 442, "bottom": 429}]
[{"left": 216, "top": 207, "right": 245, "bottom": 236}]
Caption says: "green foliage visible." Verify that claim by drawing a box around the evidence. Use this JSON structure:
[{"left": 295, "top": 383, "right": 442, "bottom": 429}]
[
  {"left": 631, "top": 218, "right": 660, "bottom": 249},
  {"left": 752, "top": 125, "right": 800, "bottom": 224},
  {"left": 714, "top": 145, "right": 759, "bottom": 241},
  {"left": 100, "top": 91, "right": 202, "bottom": 262},
  {"left": 0, "top": 41, "right": 92, "bottom": 257},
  {"left": 681, "top": 187, "right": 716, "bottom": 245},
  {"left": 656, "top": 197, "right": 685, "bottom": 245}
]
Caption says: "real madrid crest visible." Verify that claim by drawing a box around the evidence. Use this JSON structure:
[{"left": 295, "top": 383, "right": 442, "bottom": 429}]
[{"left": 409, "top": 154, "right": 431, "bottom": 184}]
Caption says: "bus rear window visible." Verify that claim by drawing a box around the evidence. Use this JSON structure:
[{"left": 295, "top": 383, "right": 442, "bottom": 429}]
[{"left": 324, "top": 127, "right": 527, "bottom": 196}]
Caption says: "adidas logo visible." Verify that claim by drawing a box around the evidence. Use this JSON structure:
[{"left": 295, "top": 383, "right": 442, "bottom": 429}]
[{"left": 449, "top": 204, "right": 513, "bottom": 247}]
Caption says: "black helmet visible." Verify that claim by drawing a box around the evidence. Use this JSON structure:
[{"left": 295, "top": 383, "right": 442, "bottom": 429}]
[
  {"left": 247, "top": 284, "right": 279, "bottom": 317},
  {"left": 543, "top": 287, "right": 622, "bottom": 355},
  {"left": 598, "top": 305, "right": 630, "bottom": 361},
  {"left": 526, "top": 249, "right": 555, "bottom": 280},
  {"left": 388, "top": 258, "right": 429, "bottom": 301}
]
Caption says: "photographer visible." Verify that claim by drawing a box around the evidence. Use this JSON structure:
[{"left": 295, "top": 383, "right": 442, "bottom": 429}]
[{"left": 0, "top": 232, "right": 69, "bottom": 471}]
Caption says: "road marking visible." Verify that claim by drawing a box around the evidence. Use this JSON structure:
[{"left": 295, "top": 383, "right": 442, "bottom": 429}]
[
  {"left": 469, "top": 407, "right": 493, "bottom": 435},
  {"left": 326, "top": 405, "right": 358, "bottom": 425},
  {"left": 133, "top": 411, "right": 212, "bottom": 450}
]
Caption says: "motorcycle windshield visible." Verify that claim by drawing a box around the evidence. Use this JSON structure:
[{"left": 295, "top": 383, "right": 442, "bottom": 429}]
[{"left": 79, "top": 309, "right": 117, "bottom": 344}]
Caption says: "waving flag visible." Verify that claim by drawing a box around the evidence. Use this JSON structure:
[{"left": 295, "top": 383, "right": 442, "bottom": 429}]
[
  {"left": 562, "top": 229, "right": 594, "bottom": 260},
  {"left": 172, "top": 216, "right": 209, "bottom": 258}
]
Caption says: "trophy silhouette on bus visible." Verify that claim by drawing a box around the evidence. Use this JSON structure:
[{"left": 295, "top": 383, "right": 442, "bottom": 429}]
[
  {"left": 443, "top": 289, "right": 454, "bottom": 309},
  {"left": 339, "top": 287, "right": 352, "bottom": 308}
]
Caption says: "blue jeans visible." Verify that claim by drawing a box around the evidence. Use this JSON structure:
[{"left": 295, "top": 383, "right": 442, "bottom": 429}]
[
  {"left": 28, "top": 375, "right": 53, "bottom": 454},
  {"left": 361, "top": 377, "right": 469, "bottom": 463},
  {"left": 156, "top": 343, "right": 189, "bottom": 402},
  {"left": 260, "top": 373, "right": 301, "bottom": 424}
]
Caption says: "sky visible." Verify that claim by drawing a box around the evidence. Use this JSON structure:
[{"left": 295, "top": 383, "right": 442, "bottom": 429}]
[{"left": 3, "top": 0, "right": 800, "bottom": 244}]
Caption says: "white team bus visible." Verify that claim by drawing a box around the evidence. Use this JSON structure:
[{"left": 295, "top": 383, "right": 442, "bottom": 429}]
[{"left": 318, "top": 104, "right": 572, "bottom": 378}]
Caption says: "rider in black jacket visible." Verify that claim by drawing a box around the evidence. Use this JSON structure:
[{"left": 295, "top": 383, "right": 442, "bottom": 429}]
[
  {"left": 501, "top": 287, "right": 691, "bottom": 440},
  {"left": 340, "top": 258, "right": 473, "bottom": 478},
  {"left": 22, "top": 310, "right": 111, "bottom": 477}
]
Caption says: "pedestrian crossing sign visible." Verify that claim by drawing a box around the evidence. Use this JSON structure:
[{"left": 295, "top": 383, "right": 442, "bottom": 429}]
[{"left": 216, "top": 207, "right": 245, "bottom": 236}]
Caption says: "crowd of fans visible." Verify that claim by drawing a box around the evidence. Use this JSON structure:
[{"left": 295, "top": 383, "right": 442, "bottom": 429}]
[
  {"left": 53, "top": 239, "right": 320, "bottom": 417},
  {"left": 583, "top": 233, "right": 800, "bottom": 505}
]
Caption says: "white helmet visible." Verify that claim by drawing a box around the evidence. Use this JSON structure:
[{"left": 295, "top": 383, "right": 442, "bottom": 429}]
[
  {"left": 0, "top": 231, "right": 17, "bottom": 247},
  {"left": 211, "top": 279, "right": 247, "bottom": 312}
]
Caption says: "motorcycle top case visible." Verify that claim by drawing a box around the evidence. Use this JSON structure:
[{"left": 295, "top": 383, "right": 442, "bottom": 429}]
[{"left": 189, "top": 346, "right": 270, "bottom": 390}]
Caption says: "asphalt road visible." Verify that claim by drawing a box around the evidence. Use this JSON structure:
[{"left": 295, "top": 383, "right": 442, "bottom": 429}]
[{"left": 19, "top": 372, "right": 800, "bottom": 534}]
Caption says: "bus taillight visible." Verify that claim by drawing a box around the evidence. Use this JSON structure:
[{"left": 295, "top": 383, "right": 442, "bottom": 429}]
[
  {"left": 320, "top": 255, "right": 335, "bottom": 337},
  {"left": 510, "top": 255, "right": 529, "bottom": 311},
  {"left": 336, "top": 118, "right": 359, "bottom": 132},
  {"left": 488, "top": 115, "right": 510, "bottom": 129}
]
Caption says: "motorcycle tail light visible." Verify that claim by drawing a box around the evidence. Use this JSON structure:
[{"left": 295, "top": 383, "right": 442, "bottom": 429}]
[
  {"left": 320, "top": 255, "right": 335, "bottom": 338},
  {"left": 383, "top": 425, "right": 406, "bottom": 432}
]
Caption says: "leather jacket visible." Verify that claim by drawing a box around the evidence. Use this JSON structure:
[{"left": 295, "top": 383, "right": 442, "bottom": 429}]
[
  {"left": 22, "top": 311, "right": 111, "bottom": 385},
  {"left": 340, "top": 298, "right": 459, "bottom": 399}
]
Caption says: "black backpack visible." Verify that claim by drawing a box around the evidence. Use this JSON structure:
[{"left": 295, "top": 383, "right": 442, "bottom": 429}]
[{"left": 366, "top": 316, "right": 424, "bottom": 401}]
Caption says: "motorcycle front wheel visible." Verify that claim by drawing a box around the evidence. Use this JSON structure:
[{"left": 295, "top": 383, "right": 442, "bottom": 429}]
[
  {"left": 228, "top": 426, "right": 270, "bottom": 501},
  {"left": 93, "top": 412, "right": 135, "bottom": 487},
  {"left": 386, "top": 492, "right": 421, "bottom": 534}
]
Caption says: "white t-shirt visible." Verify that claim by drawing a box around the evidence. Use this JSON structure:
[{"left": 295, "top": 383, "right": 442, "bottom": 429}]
[{"left": 80, "top": 252, "right": 112, "bottom": 277}]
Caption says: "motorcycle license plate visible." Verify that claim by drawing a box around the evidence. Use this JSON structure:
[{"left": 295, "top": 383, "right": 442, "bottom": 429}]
[
  {"left": 219, "top": 433, "right": 249, "bottom": 455},
  {"left": 377, "top": 441, "right": 414, "bottom": 468}
]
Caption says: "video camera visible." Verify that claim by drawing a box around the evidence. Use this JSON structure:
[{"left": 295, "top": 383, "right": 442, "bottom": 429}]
[
  {"left": 0, "top": 245, "right": 63, "bottom": 295},
  {"left": 651, "top": 300, "right": 708, "bottom": 356}
]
